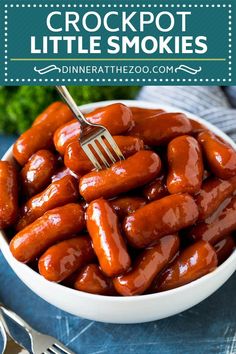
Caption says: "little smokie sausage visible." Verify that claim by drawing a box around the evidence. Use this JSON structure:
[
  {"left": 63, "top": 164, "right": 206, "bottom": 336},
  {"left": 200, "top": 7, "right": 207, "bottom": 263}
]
[
  {"left": 86, "top": 198, "right": 131, "bottom": 277},
  {"left": 143, "top": 174, "right": 168, "bottom": 202},
  {"left": 79, "top": 151, "right": 161, "bottom": 202},
  {"left": 20, "top": 150, "right": 57, "bottom": 197},
  {"left": 195, "top": 176, "right": 236, "bottom": 221},
  {"left": 32, "top": 102, "right": 63, "bottom": 126},
  {"left": 189, "top": 119, "right": 205, "bottom": 134},
  {"left": 0, "top": 161, "right": 18, "bottom": 229},
  {"left": 198, "top": 131, "right": 236, "bottom": 179},
  {"left": 54, "top": 103, "right": 133, "bottom": 155},
  {"left": 109, "top": 196, "right": 146, "bottom": 220},
  {"left": 113, "top": 234, "right": 179, "bottom": 296},
  {"left": 130, "top": 107, "right": 164, "bottom": 123},
  {"left": 128, "top": 112, "right": 192, "bottom": 146},
  {"left": 64, "top": 136, "right": 144, "bottom": 175},
  {"left": 124, "top": 193, "right": 199, "bottom": 249},
  {"left": 74, "top": 264, "right": 114, "bottom": 295},
  {"left": 13, "top": 103, "right": 74, "bottom": 165},
  {"left": 16, "top": 175, "right": 79, "bottom": 231},
  {"left": 38, "top": 236, "right": 95, "bottom": 282},
  {"left": 10, "top": 203, "right": 85, "bottom": 263},
  {"left": 189, "top": 196, "right": 236, "bottom": 245},
  {"left": 51, "top": 167, "right": 79, "bottom": 182},
  {"left": 214, "top": 235, "right": 235, "bottom": 265},
  {"left": 167, "top": 135, "right": 204, "bottom": 194},
  {"left": 157, "top": 240, "right": 218, "bottom": 291}
]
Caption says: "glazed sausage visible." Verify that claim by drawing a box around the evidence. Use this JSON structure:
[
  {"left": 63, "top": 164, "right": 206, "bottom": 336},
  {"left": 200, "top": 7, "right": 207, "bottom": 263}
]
[
  {"left": 32, "top": 102, "right": 63, "bottom": 126},
  {"left": 20, "top": 150, "right": 57, "bottom": 197},
  {"left": 214, "top": 235, "right": 235, "bottom": 265},
  {"left": 157, "top": 240, "right": 218, "bottom": 291},
  {"left": 53, "top": 120, "right": 81, "bottom": 156},
  {"left": 130, "top": 107, "right": 164, "bottom": 123},
  {"left": 13, "top": 103, "right": 74, "bottom": 165},
  {"left": 74, "top": 264, "right": 113, "bottom": 295},
  {"left": 123, "top": 193, "right": 199, "bottom": 248},
  {"left": 189, "top": 119, "right": 205, "bottom": 134},
  {"left": 189, "top": 196, "right": 236, "bottom": 245},
  {"left": 0, "top": 161, "right": 18, "bottom": 229},
  {"left": 198, "top": 131, "right": 236, "bottom": 179},
  {"left": 54, "top": 103, "right": 133, "bottom": 155},
  {"left": 38, "top": 236, "right": 95, "bottom": 282},
  {"left": 79, "top": 151, "right": 161, "bottom": 202},
  {"left": 195, "top": 176, "right": 236, "bottom": 221},
  {"left": 64, "top": 136, "right": 144, "bottom": 175},
  {"left": 109, "top": 196, "right": 146, "bottom": 219},
  {"left": 16, "top": 175, "right": 79, "bottom": 231},
  {"left": 51, "top": 167, "right": 79, "bottom": 182},
  {"left": 143, "top": 174, "right": 168, "bottom": 202},
  {"left": 128, "top": 112, "right": 192, "bottom": 146},
  {"left": 167, "top": 135, "right": 204, "bottom": 194},
  {"left": 214, "top": 235, "right": 236, "bottom": 265},
  {"left": 10, "top": 203, "right": 85, "bottom": 263},
  {"left": 113, "top": 234, "right": 179, "bottom": 296},
  {"left": 86, "top": 198, "right": 131, "bottom": 277}
]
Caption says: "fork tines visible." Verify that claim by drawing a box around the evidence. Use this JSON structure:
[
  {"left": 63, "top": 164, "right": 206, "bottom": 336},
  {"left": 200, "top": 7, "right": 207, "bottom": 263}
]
[
  {"left": 82, "top": 133, "right": 124, "bottom": 170},
  {"left": 45, "top": 341, "right": 74, "bottom": 354}
]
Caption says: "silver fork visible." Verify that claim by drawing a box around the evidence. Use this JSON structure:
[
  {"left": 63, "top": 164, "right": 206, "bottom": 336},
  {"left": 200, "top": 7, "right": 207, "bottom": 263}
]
[
  {"left": 0, "top": 305, "right": 75, "bottom": 354},
  {"left": 0, "top": 311, "right": 29, "bottom": 354},
  {"left": 56, "top": 86, "right": 124, "bottom": 170}
]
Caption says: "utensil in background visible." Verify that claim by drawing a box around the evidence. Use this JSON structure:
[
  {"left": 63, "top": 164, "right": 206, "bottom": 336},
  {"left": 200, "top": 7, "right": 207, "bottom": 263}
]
[
  {"left": 0, "top": 310, "right": 29, "bottom": 354},
  {"left": 56, "top": 86, "right": 124, "bottom": 170},
  {"left": 0, "top": 304, "right": 75, "bottom": 354}
]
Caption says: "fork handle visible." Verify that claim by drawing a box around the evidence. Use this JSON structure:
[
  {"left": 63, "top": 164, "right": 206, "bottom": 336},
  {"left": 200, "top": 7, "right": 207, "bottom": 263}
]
[
  {"left": 0, "top": 310, "right": 12, "bottom": 337},
  {"left": 56, "top": 86, "right": 89, "bottom": 127},
  {"left": 0, "top": 304, "right": 33, "bottom": 334}
]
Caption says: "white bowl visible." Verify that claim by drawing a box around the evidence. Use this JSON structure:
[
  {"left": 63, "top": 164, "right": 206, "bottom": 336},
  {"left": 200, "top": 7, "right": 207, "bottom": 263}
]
[{"left": 1, "top": 100, "right": 236, "bottom": 324}]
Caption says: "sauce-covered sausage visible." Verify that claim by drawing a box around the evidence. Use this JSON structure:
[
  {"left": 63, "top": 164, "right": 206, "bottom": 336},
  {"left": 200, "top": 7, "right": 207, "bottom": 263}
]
[
  {"left": 32, "top": 102, "right": 63, "bottom": 126},
  {"left": 129, "top": 112, "right": 192, "bottom": 146},
  {"left": 198, "top": 131, "right": 236, "bottom": 179},
  {"left": 16, "top": 175, "right": 79, "bottom": 231},
  {"left": 113, "top": 234, "right": 179, "bottom": 296},
  {"left": 214, "top": 235, "right": 235, "bottom": 265},
  {"left": 38, "top": 236, "right": 95, "bottom": 282},
  {"left": 64, "top": 136, "right": 144, "bottom": 175},
  {"left": 79, "top": 151, "right": 161, "bottom": 202},
  {"left": 130, "top": 107, "right": 164, "bottom": 123},
  {"left": 124, "top": 193, "right": 199, "bottom": 248},
  {"left": 74, "top": 264, "right": 114, "bottom": 295},
  {"left": 13, "top": 103, "right": 74, "bottom": 165},
  {"left": 10, "top": 203, "right": 85, "bottom": 263},
  {"left": 0, "top": 161, "right": 18, "bottom": 229},
  {"left": 167, "top": 135, "right": 204, "bottom": 194},
  {"left": 54, "top": 103, "right": 133, "bottom": 155},
  {"left": 51, "top": 167, "right": 79, "bottom": 182},
  {"left": 109, "top": 196, "right": 146, "bottom": 220},
  {"left": 157, "top": 240, "right": 218, "bottom": 291},
  {"left": 195, "top": 176, "right": 236, "bottom": 221},
  {"left": 86, "top": 198, "right": 131, "bottom": 277},
  {"left": 189, "top": 196, "right": 236, "bottom": 245},
  {"left": 143, "top": 174, "right": 168, "bottom": 202},
  {"left": 20, "top": 150, "right": 57, "bottom": 197},
  {"left": 189, "top": 119, "right": 205, "bottom": 134}
]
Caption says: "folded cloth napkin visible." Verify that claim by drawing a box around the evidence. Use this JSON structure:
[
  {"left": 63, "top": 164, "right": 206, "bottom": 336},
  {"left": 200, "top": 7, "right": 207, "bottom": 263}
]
[{"left": 137, "top": 86, "right": 236, "bottom": 142}]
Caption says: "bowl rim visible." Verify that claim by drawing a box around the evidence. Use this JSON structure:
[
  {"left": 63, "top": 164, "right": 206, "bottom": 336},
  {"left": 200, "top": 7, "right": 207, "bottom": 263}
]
[{"left": 1, "top": 99, "right": 236, "bottom": 303}]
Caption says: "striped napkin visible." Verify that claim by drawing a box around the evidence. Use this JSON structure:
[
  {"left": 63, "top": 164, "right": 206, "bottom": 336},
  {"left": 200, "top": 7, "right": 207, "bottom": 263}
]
[{"left": 137, "top": 86, "right": 236, "bottom": 142}]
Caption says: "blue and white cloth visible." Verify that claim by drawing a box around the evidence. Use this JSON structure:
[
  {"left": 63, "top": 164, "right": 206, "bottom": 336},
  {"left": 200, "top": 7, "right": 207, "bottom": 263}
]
[{"left": 138, "top": 86, "right": 236, "bottom": 142}]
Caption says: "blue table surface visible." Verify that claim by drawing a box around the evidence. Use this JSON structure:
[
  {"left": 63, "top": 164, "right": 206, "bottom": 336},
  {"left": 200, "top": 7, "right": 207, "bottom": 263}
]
[{"left": 0, "top": 134, "right": 235, "bottom": 354}]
